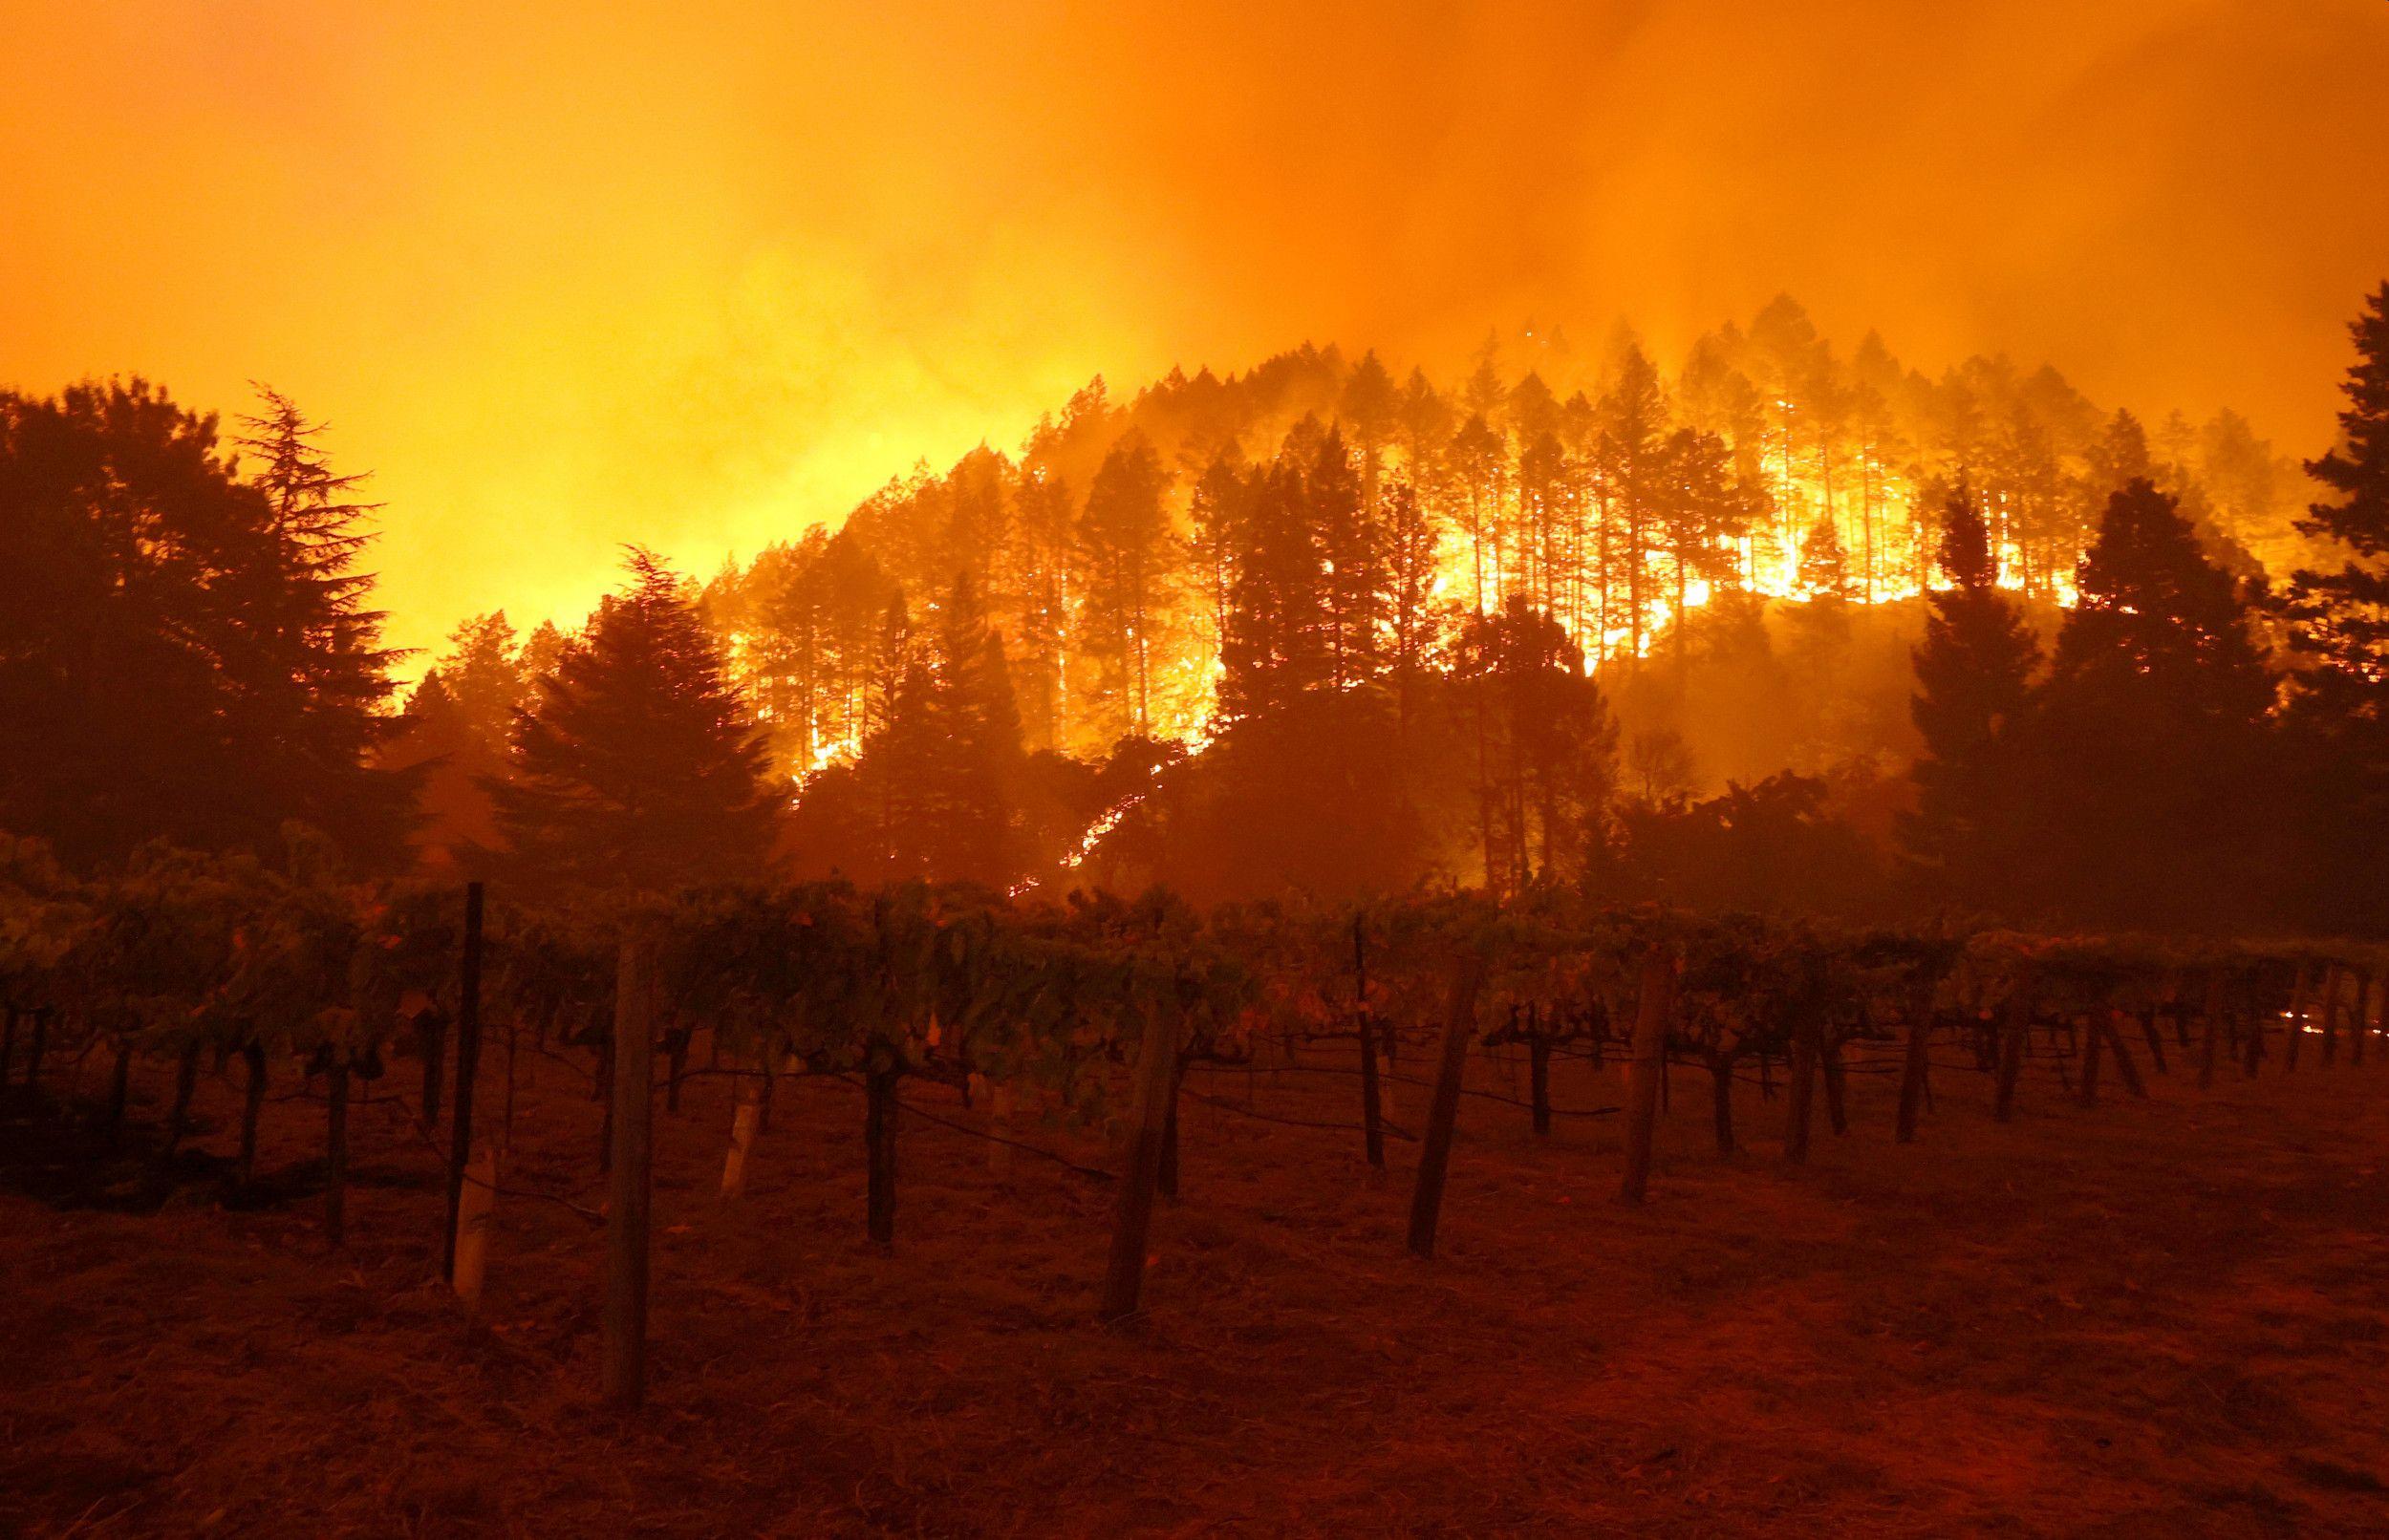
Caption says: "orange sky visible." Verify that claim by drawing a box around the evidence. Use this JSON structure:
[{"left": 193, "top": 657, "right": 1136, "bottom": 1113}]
[{"left": 6, "top": 0, "right": 2387, "bottom": 665}]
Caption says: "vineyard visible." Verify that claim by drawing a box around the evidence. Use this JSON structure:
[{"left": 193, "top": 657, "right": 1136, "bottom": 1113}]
[{"left": 5, "top": 845, "right": 2389, "bottom": 1534}]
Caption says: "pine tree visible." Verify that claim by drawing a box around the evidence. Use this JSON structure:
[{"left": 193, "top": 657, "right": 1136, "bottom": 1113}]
[
  {"left": 0, "top": 379, "right": 409, "bottom": 867},
  {"left": 1188, "top": 449, "right": 1249, "bottom": 680},
  {"left": 382, "top": 611, "right": 524, "bottom": 856},
  {"left": 1444, "top": 413, "right": 1505, "bottom": 614},
  {"left": 861, "top": 656, "right": 947, "bottom": 881},
  {"left": 1394, "top": 368, "right": 1453, "bottom": 490},
  {"left": 804, "top": 571, "right": 1030, "bottom": 887},
  {"left": 1899, "top": 487, "right": 2041, "bottom": 908},
  {"left": 1382, "top": 479, "right": 1444, "bottom": 728},
  {"left": 2286, "top": 284, "right": 2389, "bottom": 717},
  {"left": 384, "top": 671, "right": 472, "bottom": 855},
  {"left": 929, "top": 571, "right": 1026, "bottom": 883},
  {"left": 1217, "top": 460, "right": 1327, "bottom": 724},
  {"left": 1797, "top": 518, "right": 1857, "bottom": 600},
  {"left": 1453, "top": 596, "right": 1617, "bottom": 891},
  {"left": 2024, "top": 480, "right": 2277, "bottom": 927},
  {"left": 1597, "top": 345, "right": 1670, "bottom": 654},
  {"left": 1007, "top": 467, "right": 1075, "bottom": 752},
  {"left": 866, "top": 592, "right": 913, "bottom": 743},
  {"left": 1074, "top": 431, "right": 1174, "bottom": 742},
  {"left": 1339, "top": 350, "right": 1399, "bottom": 510},
  {"left": 232, "top": 386, "right": 414, "bottom": 862},
  {"left": 1645, "top": 427, "right": 1756, "bottom": 661},
  {"left": 489, "top": 549, "right": 779, "bottom": 893},
  {"left": 1310, "top": 428, "right": 1388, "bottom": 692},
  {"left": 2281, "top": 283, "right": 2389, "bottom": 932},
  {"left": 441, "top": 611, "right": 527, "bottom": 747}
]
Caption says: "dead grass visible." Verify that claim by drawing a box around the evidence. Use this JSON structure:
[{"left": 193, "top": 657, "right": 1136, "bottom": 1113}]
[{"left": 6, "top": 1037, "right": 2389, "bottom": 1536}]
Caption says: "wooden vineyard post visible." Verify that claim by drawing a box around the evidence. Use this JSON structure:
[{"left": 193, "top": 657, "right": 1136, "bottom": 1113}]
[
  {"left": 452, "top": 1144, "right": 497, "bottom": 1315},
  {"left": 603, "top": 935, "right": 655, "bottom": 1411},
  {"left": 443, "top": 881, "right": 484, "bottom": 1284},
  {"left": 2198, "top": 973, "right": 2224, "bottom": 1089},
  {"left": 325, "top": 1058, "right": 350, "bottom": 1247},
  {"left": 1993, "top": 969, "right": 2034, "bottom": 1123},
  {"left": 1784, "top": 1018, "right": 1818, "bottom": 1165},
  {"left": 1407, "top": 953, "right": 1488, "bottom": 1255},
  {"left": 1357, "top": 917, "right": 1385, "bottom": 1169},
  {"left": 1157, "top": 1059, "right": 1185, "bottom": 1201},
  {"left": 664, "top": 1025, "right": 692, "bottom": 1114},
  {"left": 2285, "top": 964, "right": 2311, "bottom": 1073},
  {"left": 1820, "top": 1032, "right": 1848, "bottom": 1136},
  {"left": 1100, "top": 999, "right": 1180, "bottom": 1323},
  {"left": 1616, "top": 946, "right": 1677, "bottom": 1206},
  {"left": 2101, "top": 1011, "right": 2147, "bottom": 1100},
  {"left": 1896, "top": 990, "right": 1933, "bottom": 1144},
  {"left": 721, "top": 1076, "right": 760, "bottom": 1199},
  {"left": 2320, "top": 966, "right": 2345, "bottom": 1068},
  {"left": 865, "top": 1047, "right": 898, "bottom": 1246}
]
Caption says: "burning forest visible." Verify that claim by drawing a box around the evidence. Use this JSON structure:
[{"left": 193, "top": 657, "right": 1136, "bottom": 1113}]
[{"left": 5, "top": 4, "right": 2389, "bottom": 1536}]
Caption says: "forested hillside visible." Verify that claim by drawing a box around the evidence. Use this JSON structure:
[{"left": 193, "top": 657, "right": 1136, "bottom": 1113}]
[{"left": 384, "top": 295, "right": 2333, "bottom": 922}]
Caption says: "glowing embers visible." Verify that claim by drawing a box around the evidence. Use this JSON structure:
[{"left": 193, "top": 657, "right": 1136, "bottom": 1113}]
[
  {"left": 788, "top": 732, "right": 863, "bottom": 799},
  {"left": 1006, "top": 783, "right": 1147, "bottom": 898}
]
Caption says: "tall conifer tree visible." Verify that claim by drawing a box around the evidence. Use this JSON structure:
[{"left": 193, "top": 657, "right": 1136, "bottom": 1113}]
[
  {"left": 2024, "top": 480, "right": 2275, "bottom": 927},
  {"left": 490, "top": 549, "right": 779, "bottom": 892},
  {"left": 1900, "top": 487, "right": 2041, "bottom": 909},
  {"left": 2282, "top": 283, "right": 2389, "bottom": 932}
]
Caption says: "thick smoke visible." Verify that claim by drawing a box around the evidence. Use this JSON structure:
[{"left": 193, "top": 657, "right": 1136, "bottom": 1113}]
[{"left": 3, "top": 0, "right": 2384, "bottom": 656}]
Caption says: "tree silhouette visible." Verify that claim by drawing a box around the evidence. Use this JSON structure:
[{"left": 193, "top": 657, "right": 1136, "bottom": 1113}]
[
  {"left": 1188, "top": 449, "right": 1249, "bottom": 682},
  {"left": 1382, "top": 479, "right": 1445, "bottom": 729},
  {"left": 1899, "top": 486, "right": 2041, "bottom": 909},
  {"left": 0, "top": 379, "right": 409, "bottom": 868},
  {"left": 1311, "top": 428, "right": 1389, "bottom": 692},
  {"left": 1597, "top": 345, "right": 1670, "bottom": 655},
  {"left": 1074, "top": 431, "right": 1175, "bottom": 743},
  {"left": 2023, "top": 479, "right": 2277, "bottom": 927},
  {"left": 489, "top": 548, "right": 779, "bottom": 892},
  {"left": 1797, "top": 517, "right": 1858, "bottom": 600},
  {"left": 791, "top": 571, "right": 1026, "bottom": 886},
  {"left": 926, "top": 571, "right": 1027, "bottom": 882},
  {"left": 1453, "top": 597, "right": 1617, "bottom": 890},
  {"left": 1650, "top": 427, "right": 1759, "bottom": 662},
  {"left": 1444, "top": 413, "right": 1505, "bottom": 614},
  {"left": 383, "top": 611, "right": 524, "bottom": 859},
  {"left": 1218, "top": 460, "right": 1327, "bottom": 725},
  {"left": 2282, "top": 283, "right": 2389, "bottom": 933},
  {"left": 231, "top": 386, "right": 415, "bottom": 864},
  {"left": 2286, "top": 285, "right": 2389, "bottom": 715},
  {"left": 1005, "top": 466, "right": 1076, "bottom": 753}
]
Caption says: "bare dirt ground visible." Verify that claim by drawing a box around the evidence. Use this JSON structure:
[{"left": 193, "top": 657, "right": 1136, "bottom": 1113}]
[{"left": 5, "top": 1032, "right": 2388, "bottom": 1538}]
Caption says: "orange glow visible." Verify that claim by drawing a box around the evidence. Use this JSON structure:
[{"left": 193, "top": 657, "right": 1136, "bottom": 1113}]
[{"left": 4, "top": 1, "right": 2386, "bottom": 663}]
